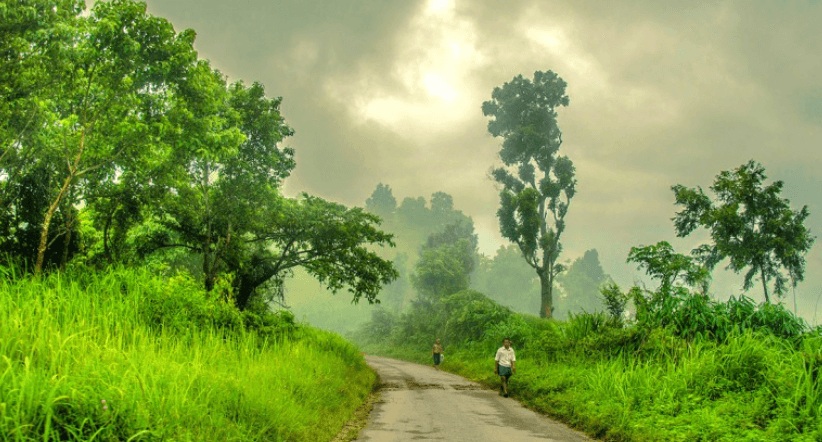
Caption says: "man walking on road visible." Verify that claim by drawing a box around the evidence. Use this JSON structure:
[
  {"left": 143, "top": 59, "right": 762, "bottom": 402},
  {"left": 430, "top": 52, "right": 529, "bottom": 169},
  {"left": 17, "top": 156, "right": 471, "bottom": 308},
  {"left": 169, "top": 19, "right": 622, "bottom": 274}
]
[
  {"left": 432, "top": 338, "right": 444, "bottom": 370},
  {"left": 494, "top": 338, "right": 516, "bottom": 397}
]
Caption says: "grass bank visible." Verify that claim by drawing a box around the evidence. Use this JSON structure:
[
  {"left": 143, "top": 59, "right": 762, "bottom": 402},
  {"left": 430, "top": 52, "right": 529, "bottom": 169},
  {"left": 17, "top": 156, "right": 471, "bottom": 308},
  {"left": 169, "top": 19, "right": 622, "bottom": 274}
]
[
  {"left": 353, "top": 290, "right": 822, "bottom": 442},
  {"left": 0, "top": 265, "right": 375, "bottom": 441}
]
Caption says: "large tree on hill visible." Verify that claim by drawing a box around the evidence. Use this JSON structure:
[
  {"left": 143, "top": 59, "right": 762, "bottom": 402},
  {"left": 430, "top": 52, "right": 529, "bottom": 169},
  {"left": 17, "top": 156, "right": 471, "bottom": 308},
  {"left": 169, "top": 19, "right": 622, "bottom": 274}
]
[
  {"left": 672, "top": 160, "right": 815, "bottom": 303},
  {"left": 365, "top": 183, "right": 397, "bottom": 221},
  {"left": 482, "top": 70, "right": 576, "bottom": 319}
]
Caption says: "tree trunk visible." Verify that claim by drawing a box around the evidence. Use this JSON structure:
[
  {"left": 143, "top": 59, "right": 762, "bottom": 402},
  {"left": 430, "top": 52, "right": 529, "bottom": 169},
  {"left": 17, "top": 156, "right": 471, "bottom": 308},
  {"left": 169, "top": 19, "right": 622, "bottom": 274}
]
[
  {"left": 539, "top": 270, "right": 553, "bottom": 319},
  {"left": 761, "top": 268, "right": 770, "bottom": 304},
  {"left": 36, "top": 128, "right": 85, "bottom": 275},
  {"left": 103, "top": 209, "right": 113, "bottom": 263},
  {"left": 60, "top": 212, "right": 73, "bottom": 270},
  {"left": 35, "top": 173, "right": 74, "bottom": 275}
]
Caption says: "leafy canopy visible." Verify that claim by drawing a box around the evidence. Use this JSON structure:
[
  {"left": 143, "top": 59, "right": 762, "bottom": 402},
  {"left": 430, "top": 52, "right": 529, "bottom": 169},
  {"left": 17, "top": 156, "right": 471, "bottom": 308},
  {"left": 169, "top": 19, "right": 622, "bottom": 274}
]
[{"left": 672, "top": 160, "right": 815, "bottom": 302}]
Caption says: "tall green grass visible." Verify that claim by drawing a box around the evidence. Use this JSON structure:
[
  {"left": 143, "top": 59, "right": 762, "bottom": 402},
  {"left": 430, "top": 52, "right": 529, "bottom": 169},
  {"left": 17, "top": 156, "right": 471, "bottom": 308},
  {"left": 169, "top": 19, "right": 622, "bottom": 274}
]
[{"left": 0, "top": 265, "right": 375, "bottom": 441}]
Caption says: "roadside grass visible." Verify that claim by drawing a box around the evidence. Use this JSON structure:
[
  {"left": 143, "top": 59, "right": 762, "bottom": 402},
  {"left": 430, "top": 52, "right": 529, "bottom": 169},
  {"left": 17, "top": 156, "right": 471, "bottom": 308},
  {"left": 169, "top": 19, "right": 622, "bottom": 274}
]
[
  {"left": 354, "top": 291, "right": 822, "bottom": 442},
  {"left": 0, "top": 265, "right": 375, "bottom": 441}
]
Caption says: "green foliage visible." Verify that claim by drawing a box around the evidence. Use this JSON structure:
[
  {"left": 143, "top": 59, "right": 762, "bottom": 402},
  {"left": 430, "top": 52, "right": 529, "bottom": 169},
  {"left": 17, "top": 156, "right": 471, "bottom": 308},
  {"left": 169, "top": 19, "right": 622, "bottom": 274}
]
[
  {"left": 564, "top": 311, "right": 610, "bottom": 342},
  {"left": 672, "top": 160, "right": 815, "bottom": 303},
  {"left": 482, "top": 70, "right": 577, "bottom": 318},
  {"left": 600, "top": 281, "right": 629, "bottom": 324},
  {"left": 627, "top": 241, "right": 711, "bottom": 295},
  {"left": 628, "top": 282, "right": 807, "bottom": 342},
  {"left": 410, "top": 220, "right": 478, "bottom": 302}
]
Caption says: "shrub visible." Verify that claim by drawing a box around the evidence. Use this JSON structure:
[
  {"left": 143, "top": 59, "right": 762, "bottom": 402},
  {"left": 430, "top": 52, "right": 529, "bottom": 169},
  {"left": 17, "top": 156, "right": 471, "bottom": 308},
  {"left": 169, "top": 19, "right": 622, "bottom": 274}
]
[
  {"left": 565, "top": 311, "right": 610, "bottom": 342},
  {"left": 441, "top": 290, "right": 512, "bottom": 345},
  {"left": 482, "top": 314, "right": 536, "bottom": 355}
]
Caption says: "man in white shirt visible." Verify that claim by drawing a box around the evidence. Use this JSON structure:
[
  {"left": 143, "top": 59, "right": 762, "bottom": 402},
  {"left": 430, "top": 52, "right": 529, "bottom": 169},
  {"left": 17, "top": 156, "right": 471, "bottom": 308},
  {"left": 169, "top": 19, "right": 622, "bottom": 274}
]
[{"left": 494, "top": 338, "right": 516, "bottom": 397}]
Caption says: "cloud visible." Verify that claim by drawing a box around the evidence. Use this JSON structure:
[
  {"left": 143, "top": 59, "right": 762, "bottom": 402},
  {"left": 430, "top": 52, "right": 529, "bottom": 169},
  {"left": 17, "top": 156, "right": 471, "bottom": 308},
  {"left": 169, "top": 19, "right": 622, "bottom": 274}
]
[{"left": 143, "top": 0, "right": 822, "bottom": 319}]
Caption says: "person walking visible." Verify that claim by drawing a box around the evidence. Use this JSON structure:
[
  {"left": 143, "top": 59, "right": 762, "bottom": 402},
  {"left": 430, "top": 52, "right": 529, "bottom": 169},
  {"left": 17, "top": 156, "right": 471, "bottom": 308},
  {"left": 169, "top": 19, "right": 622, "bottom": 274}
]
[
  {"left": 494, "top": 338, "right": 516, "bottom": 397},
  {"left": 432, "top": 338, "right": 444, "bottom": 370}
]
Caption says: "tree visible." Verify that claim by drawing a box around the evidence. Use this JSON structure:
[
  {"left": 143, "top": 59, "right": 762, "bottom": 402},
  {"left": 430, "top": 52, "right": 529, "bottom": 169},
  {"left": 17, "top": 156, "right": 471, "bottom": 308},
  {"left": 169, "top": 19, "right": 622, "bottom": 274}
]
[
  {"left": 0, "top": 0, "right": 83, "bottom": 269},
  {"left": 627, "top": 241, "right": 710, "bottom": 295},
  {"left": 226, "top": 194, "right": 399, "bottom": 310},
  {"left": 555, "top": 249, "right": 611, "bottom": 319},
  {"left": 482, "top": 70, "right": 576, "bottom": 318},
  {"left": 672, "top": 160, "right": 815, "bottom": 303},
  {"left": 23, "top": 0, "right": 204, "bottom": 274},
  {"left": 365, "top": 183, "right": 397, "bottom": 221},
  {"left": 411, "top": 220, "right": 479, "bottom": 302}
]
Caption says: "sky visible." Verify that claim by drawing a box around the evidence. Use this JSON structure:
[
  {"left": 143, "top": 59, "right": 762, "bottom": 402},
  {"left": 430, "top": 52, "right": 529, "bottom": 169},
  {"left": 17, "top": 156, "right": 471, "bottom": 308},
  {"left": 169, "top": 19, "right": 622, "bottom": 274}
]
[{"left": 139, "top": 0, "right": 822, "bottom": 322}]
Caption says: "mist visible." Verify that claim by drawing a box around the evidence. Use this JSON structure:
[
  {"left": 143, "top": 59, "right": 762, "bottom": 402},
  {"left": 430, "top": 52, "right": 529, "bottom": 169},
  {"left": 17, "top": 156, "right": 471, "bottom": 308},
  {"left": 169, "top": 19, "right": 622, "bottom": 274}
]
[{"left": 140, "top": 0, "right": 822, "bottom": 330}]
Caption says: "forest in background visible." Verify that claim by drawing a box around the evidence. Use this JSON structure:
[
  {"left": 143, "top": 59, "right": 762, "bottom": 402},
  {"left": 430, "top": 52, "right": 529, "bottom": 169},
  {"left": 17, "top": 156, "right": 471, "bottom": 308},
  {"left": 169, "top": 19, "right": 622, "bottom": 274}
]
[{"left": 288, "top": 183, "right": 613, "bottom": 335}]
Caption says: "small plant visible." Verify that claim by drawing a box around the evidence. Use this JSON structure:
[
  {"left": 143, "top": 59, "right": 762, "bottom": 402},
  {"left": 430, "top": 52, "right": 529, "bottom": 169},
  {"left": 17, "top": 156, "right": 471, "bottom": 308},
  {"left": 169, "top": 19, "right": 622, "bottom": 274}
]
[{"left": 600, "top": 282, "right": 629, "bottom": 326}]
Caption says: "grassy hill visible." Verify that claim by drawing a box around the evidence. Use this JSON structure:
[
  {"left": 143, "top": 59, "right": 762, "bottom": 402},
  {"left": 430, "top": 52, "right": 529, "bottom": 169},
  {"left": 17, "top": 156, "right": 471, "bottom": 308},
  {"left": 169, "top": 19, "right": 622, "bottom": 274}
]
[{"left": 0, "top": 265, "right": 374, "bottom": 441}]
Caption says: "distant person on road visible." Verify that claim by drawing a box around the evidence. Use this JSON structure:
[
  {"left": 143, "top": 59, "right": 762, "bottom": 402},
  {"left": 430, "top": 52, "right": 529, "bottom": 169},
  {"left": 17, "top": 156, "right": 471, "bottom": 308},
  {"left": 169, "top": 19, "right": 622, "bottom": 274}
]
[
  {"left": 494, "top": 337, "right": 516, "bottom": 397},
  {"left": 432, "top": 339, "right": 444, "bottom": 370}
]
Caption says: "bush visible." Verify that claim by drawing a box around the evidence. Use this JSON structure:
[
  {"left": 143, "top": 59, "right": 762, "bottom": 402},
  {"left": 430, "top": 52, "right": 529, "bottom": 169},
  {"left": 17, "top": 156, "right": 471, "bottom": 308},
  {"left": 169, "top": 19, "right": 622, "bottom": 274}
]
[
  {"left": 441, "top": 290, "right": 512, "bottom": 345},
  {"left": 565, "top": 311, "right": 610, "bottom": 342},
  {"left": 482, "top": 314, "right": 535, "bottom": 355},
  {"left": 579, "top": 326, "right": 644, "bottom": 358},
  {"left": 631, "top": 285, "right": 807, "bottom": 342}
]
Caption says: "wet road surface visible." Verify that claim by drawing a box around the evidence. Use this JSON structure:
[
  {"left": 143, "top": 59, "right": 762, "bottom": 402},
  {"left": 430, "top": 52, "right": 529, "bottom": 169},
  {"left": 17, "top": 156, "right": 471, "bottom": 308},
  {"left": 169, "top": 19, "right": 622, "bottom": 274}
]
[{"left": 358, "top": 355, "right": 594, "bottom": 442}]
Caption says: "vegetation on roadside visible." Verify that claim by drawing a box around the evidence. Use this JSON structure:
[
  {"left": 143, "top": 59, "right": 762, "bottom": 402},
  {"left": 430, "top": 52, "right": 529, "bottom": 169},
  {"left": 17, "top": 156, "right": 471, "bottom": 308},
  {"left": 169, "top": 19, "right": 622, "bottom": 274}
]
[
  {"left": 353, "top": 284, "right": 822, "bottom": 441},
  {"left": 1, "top": 264, "right": 376, "bottom": 441},
  {"left": 352, "top": 158, "right": 818, "bottom": 441}
]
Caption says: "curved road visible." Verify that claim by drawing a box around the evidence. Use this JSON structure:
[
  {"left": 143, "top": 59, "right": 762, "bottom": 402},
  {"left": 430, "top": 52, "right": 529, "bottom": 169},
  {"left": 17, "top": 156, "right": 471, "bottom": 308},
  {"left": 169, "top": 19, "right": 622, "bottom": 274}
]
[{"left": 358, "top": 355, "right": 593, "bottom": 442}]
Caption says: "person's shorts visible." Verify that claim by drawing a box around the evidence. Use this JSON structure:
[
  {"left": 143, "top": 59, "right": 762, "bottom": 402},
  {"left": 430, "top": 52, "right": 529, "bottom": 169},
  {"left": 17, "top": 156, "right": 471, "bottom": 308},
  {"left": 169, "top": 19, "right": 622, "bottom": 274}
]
[
  {"left": 433, "top": 353, "right": 441, "bottom": 365},
  {"left": 498, "top": 365, "right": 512, "bottom": 377}
]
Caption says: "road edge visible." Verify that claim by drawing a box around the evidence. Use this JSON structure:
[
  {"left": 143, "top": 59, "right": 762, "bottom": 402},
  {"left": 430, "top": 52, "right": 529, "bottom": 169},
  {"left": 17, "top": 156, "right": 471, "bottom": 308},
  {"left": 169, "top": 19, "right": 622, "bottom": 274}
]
[{"left": 327, "top": 367, "right": 383, "bottom": 442}]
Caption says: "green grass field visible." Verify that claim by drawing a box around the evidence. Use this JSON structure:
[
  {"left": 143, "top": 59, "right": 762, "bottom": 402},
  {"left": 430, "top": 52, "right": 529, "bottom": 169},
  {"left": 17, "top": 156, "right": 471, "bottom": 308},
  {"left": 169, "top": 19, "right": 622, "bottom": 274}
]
[{"left": 0, "top": 265, "right": 375, "bottom": 441}]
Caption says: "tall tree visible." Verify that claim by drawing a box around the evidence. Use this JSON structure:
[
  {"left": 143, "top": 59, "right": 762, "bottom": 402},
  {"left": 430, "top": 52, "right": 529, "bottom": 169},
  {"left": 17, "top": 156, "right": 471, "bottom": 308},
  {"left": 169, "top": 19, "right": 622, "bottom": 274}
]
[
  {"left": 672, "top": 160, "right": 815, "bottom": 303},
  {"left": 0, "top": 0, "right": 83, "bottom": 268},
  {"left": 150, "top": 78, "right": 291, "bottom": 295},
  {"left": 482, "top": 70, "right": 576, "bottom": 318}
]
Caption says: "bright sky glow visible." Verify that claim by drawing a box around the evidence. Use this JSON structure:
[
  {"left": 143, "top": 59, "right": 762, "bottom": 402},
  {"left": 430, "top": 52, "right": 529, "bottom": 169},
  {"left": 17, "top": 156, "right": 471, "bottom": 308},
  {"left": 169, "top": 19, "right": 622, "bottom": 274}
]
[
  {"left": 428, "top": 0, "right": 452, "bottom": 14},
  {"left": 332, "top": 0, "right": 485, "bottom": 137},
  {"left": 424, "top": 73, "right": 457, "bottom": 102}
]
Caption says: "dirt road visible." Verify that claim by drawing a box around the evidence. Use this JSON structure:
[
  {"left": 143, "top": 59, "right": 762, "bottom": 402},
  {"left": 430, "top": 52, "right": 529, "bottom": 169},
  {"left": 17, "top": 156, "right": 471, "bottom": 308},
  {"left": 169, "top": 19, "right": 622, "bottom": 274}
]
[{"left": 358, "top": 355, "right": 593, "bottom": 441}]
